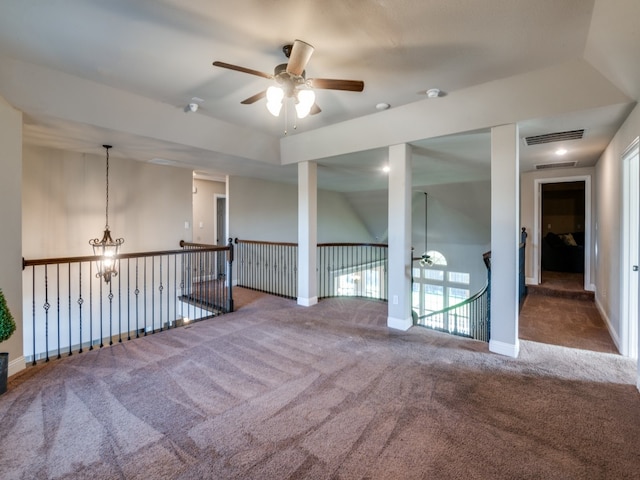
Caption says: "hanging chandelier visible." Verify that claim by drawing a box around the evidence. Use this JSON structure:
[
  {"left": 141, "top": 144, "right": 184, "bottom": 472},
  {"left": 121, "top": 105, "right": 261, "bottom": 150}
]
[
  {"left": 419, "top": 192, "right": 433, "bottom": 267},
  {"left": 89, "top": 145, "right": 124, "bottom": 283}
]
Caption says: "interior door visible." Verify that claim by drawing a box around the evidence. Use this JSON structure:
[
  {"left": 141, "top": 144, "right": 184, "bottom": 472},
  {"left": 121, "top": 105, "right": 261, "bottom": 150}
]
[{"left": 623, "top": 139, "right": 639, "bottom": 359}]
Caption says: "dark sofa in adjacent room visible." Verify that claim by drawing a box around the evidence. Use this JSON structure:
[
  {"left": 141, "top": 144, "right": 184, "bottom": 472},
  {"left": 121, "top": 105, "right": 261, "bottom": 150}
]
[{"left": 541, "top": 231, "right": 584, "bottom": 273}]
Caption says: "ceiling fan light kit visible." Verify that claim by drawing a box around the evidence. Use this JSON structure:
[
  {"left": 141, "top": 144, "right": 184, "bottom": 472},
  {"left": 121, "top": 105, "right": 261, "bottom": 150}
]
[
  {"left": 266, "top": 85, "right": 284, "bottom": 116},
  {"left": 213, "top": 39, "right": 364, "bottom": 121}
]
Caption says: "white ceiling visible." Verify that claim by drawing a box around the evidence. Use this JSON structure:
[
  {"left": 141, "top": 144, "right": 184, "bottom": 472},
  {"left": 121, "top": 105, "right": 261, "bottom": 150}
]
[{"left": 0, "top": 0, "right": 638, "bottom": 192}]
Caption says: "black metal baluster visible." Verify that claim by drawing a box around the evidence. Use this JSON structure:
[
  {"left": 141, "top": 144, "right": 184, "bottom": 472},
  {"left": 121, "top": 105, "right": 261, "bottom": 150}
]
[
  {"left": 68, "top": 263, "right": 72, "bottom": 356},
  {"left": 127, "top": 259, "right": 131, "bottom": 341},
  {"left": 143, "top": 258, "right": 147, "bottom": 336},
  {"left": 44, "top": 265, "right": 50, "bottom": 362},
  {"left": 117, "top": 263, "right": 122, "bottom": 343},
  {"left": 290, "top": 245, "right": 294, "bottom": 298},
  {"left": 167, "top": 256, "right": 171, "bottom": 327},
  {"left": 179, "top": 254, "right": 185, "bottom": 322},
  {"left": 56, "top": 264, "right": 61, "bottom": 359},
  {"left": 152, "top": 256, "right": 156, "bottom": 332},
  {"left": 99, "top": 271, "right": 104, "bottom": 348},
  {"left": 187, "top": 251, "right": 192, "bottom": 322},
  {"left": 89, "top": 262, "right": 94, "bottom": 350},
  {"left": 78, "top": 264, "right": 84, "bottom": 354},
  {"left": 108, "top": 278, "right": 114, "bottom": 346},
  {"left": 135, "top": 258, "right": 140, "bottom": 338},
  {"left": 31, "top": 268, "right": 36, "bottom": 365},
  {"left": 173, "top": 255, "right": 177, "bottom": 326},
  {"left": 159, "top": 256, "right": 163, "bottom": 331}
]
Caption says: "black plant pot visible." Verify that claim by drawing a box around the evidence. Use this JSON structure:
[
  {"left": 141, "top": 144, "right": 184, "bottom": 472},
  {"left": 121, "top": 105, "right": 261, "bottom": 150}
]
[{"left": 0, "top": 352, "right": 8, "bottom": 395}]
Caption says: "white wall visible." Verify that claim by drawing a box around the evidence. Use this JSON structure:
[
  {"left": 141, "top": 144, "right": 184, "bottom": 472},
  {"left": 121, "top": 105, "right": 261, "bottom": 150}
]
[
  {"left": 0, "top": 96, "right": 24, "bottom": 376},
  {"left": 412, "top": 182, "right": 491, "bottom": 294},
  {"left": 23, "top": 145, "right": 193, "bottom": 259},
  {"left": 228, "top": 176, "right": 374, "bottom": 243},
  {"left": 521, "top": 167, "right": 596, "bottom": 285},
  {"left": 594, "top": 104, "right": 640, "bottom": 351},
  {"left": 192, "top": 178, "right": 226, "bottom": 244}
]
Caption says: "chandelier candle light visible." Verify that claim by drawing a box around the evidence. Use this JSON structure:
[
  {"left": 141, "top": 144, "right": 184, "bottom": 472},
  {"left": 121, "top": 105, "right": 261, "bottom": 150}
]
[{"left": 89, "top": 145, "right": 124, "bottom": 283}]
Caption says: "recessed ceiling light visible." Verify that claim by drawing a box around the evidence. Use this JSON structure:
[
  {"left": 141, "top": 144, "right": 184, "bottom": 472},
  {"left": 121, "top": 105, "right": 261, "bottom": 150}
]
[
  {"left": 426, "top": 88, "right": 440, "bottom": 98},
  {"left": 376, "top": 103, "right": 390, "bottom": 111},
  {"left": 555, "top": 148, "right": 568, "bottom": 156},
  {"left": 382, "top": 165, "right": 390, "bottom": 173}
]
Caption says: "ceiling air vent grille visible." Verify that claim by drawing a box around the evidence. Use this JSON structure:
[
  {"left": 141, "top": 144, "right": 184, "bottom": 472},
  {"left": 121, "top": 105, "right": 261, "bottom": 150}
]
[
  {"left": 524, "top": 129, "right": 584, "bottom": 146},
  {"left": 535, "top": 161, "right": 577, "bottom": 170}
]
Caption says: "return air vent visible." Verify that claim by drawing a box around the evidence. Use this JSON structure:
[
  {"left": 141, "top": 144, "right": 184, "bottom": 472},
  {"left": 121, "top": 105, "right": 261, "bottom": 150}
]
[
  {"left": 524, "top": 129, "right": 584, "bottom": 146},
  {"left": 535, "top": 161, "right": 577, "bottom": 170}
]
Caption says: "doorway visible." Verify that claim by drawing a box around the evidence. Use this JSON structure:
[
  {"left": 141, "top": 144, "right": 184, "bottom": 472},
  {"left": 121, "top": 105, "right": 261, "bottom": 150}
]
[
  {"left": 622, "top": 137, "right": 639, "bottom": 359},
  {"left": 533, "top": 175, "right": 592, "bottom": 291},
  {"left": 215, "top": 194, "right": 227, "bottom": 246},
  {"left": 540, "top": 181, "right": 585, "bottom": 280}
]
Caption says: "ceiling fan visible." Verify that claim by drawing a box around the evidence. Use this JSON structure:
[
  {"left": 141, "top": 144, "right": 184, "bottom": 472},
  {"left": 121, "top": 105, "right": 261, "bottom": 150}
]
[{"left": 213, "top": 39, "right": 364, "bottom": 119}]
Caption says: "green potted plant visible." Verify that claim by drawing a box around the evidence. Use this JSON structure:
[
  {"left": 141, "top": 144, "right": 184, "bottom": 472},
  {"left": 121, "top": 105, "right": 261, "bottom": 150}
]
[{"left": 0, "top": 288, "right": 17, "bottom": 395}]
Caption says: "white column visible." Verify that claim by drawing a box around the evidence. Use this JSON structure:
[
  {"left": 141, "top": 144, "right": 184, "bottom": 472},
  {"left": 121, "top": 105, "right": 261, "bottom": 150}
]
[
  {"left": 297, "top": 161, "right": 318, "bottom": 307},
  {"left": 387, "top": 143, "right": 413, "bottom": 330},
  {"left": 0, "top": 96, "right": 24, "bottom": 376},
  {"left": 489, "top": 124, "right": 520, "bottom": 357}
]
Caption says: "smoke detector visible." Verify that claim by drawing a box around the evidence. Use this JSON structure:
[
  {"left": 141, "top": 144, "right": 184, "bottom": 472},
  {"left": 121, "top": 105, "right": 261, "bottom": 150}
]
[{"left": 184, "top": 96, "right": 204, "bottom": 113}]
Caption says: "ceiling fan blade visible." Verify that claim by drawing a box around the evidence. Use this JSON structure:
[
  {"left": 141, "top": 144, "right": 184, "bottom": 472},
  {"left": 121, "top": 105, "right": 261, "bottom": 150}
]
[
  {"left": 286, "top": 39, "right": 314, "bottom": 77},
  {"left": 240, "top": 90, "right": 266, "bottom": 104},
  {"left": 310, "top": 103, "right": 322, "bottom": 115},
  {"left": 212, "top": 61, "right": 272, "bottom": 79},
  {"left": 308, "top": 78, "right": 364, "bottom": 92}
]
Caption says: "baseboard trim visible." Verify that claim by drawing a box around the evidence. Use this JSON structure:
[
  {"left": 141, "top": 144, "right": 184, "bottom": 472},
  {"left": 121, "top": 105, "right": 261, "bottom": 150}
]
[
  {"left": 297, "top": 296, "right": 318, "bottom": 307},
  {"left": 489, "top": 339, "right": 520, "bottom": 358},
  {"left": 594, "top": 295, "right": 621, "bottom": 353},
  {"left": 387, "top": 316, "right": 412, "bottom": 331},
  {"left": 8, "top": 355, "right": 26, "bottom": 377},
  {"left": 526, "top": 276, "right": 537, "bottom": 286}
]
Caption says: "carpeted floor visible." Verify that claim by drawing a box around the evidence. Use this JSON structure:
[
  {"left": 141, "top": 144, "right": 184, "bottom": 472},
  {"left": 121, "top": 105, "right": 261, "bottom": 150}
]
[{"left": 1, "top": 289, "right": 639, "bottom": 479}]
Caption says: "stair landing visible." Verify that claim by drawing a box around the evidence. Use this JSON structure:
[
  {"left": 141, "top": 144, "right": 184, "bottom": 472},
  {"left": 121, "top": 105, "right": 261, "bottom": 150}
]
[
  {"left": 527, "top": 271, "right": 594, "bottom": 300},
  {"left": 520, "top": 271, "right": 618, "bottom": 354}
]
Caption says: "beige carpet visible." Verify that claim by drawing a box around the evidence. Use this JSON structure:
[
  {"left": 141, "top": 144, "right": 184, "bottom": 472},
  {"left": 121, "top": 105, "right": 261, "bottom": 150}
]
[{"left": 1, "top": 289, "right": 639, "bottom": 479}]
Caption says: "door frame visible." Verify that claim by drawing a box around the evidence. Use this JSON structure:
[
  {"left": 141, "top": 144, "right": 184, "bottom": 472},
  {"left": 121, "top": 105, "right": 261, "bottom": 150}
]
[
  {"left": 621, "top": 137, "right": 639, "bottom": 359},
  {"left": 533, "top": 175, "right": 592, "bottom": 290}
]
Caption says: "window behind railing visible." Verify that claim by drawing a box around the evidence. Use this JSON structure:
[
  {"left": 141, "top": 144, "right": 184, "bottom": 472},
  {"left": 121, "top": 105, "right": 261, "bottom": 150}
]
[
  {"left": 317, "top": 243, "right": 388, "bottom": 301},
  {"left": 23, "top": 243, "right": 232, "bottom": 364},
  {"left": 412, "top": 251, "right": 490, "bottom": 341},
  {"left": 233, "top": 239, "right": 388, "bottom": 301}
]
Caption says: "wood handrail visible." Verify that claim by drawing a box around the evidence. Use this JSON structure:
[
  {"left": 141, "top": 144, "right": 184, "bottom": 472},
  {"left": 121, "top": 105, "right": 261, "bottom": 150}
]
[
  {"left": 180, "top": 240, "right": 224, "bottom": 248},
  {"left": 318, "top": 242, "right": 388, "bottom": 248},
  {"left": 234, "top": 238, "right": 298, "bottom": 247},
  {"left": 234, "top": 238, "right": 388, "bottom": 248},
  {"left": 24, "top": 244, "right": 230, "bottom": 268}
]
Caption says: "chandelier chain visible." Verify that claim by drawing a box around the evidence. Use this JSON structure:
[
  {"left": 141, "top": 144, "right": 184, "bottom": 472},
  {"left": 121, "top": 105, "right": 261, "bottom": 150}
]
[{"left": 104, "top": 145, "right": 110, "bottom": 229}]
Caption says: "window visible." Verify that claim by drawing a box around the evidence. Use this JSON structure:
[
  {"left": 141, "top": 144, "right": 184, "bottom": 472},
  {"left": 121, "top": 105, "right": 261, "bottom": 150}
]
[
  {"left": 448, "top": 272, "right": 470, "bottom": 284},
  {"left": 412, "top": 251, "right": 472, "bottom": 318}
]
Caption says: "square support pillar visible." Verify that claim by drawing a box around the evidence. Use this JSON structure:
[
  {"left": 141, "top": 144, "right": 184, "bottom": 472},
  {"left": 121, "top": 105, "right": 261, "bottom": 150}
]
[
  {"left": 387, "top": 143, "right": 413, "bottom": 330},
  {"left": 489, "top": 124, "right": 520, "bottom": 357},
  {"left": 297, "top": 161, "right": 318, "bottom": 307},
  {"left": 0, "top": 96, "right": 24, "bottom": 377}
]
